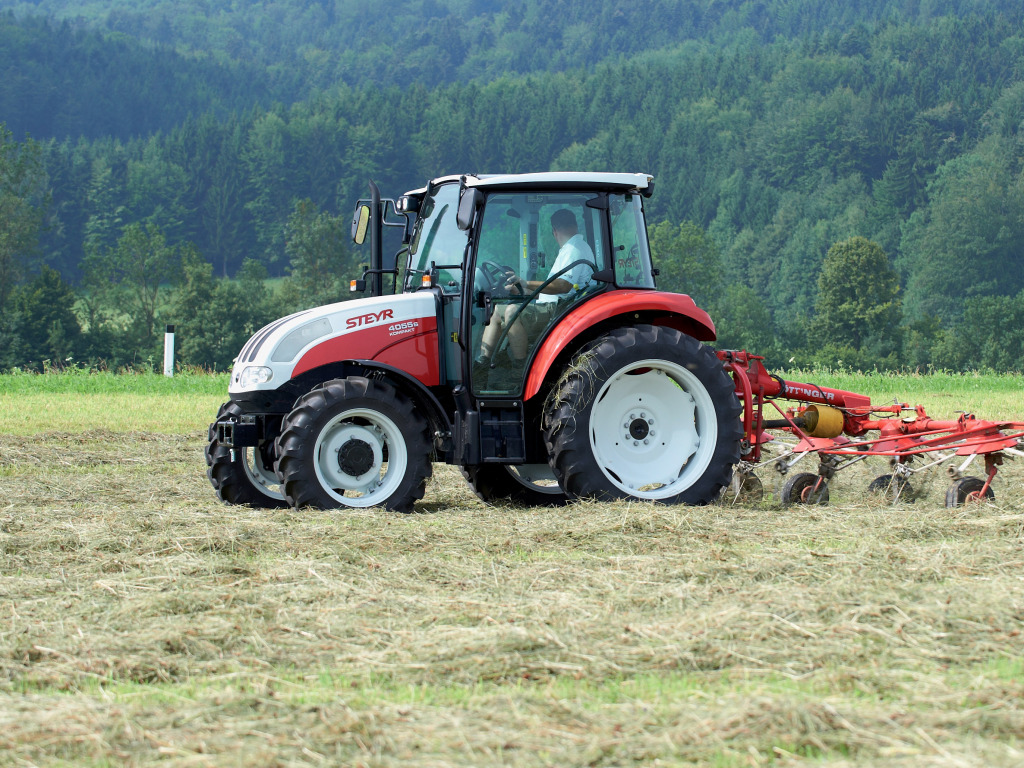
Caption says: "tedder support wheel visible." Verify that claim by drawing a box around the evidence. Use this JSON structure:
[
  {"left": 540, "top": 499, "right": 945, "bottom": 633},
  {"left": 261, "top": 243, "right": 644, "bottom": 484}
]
[
  {"left": 206, "top": 401, "right": 288, "bottom": 508},
  {"left": 781, "top": 472, "right": 830, "bottom": 505},
  {"left": 542, "top": 324, "right": 743, "bottom": 505},
  {"left": 868, "top": 473, "right": 915, "bottom": 504},
  {"left": 274, "top": 377, "right": 432, "bottom": 513},
  {"left": 945, "top": 476, "right": 995, "bottom": 508},
  {"left": 461, "top": 464, "right": 569, "bottom": 506}
]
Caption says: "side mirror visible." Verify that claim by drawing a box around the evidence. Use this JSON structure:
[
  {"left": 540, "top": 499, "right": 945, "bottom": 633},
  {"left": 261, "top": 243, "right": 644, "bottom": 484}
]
[
  {"left": 351, "top": 204, "right": 370, "bottom": 244},
  {"left": 457, "top": 188, "right": 484, "bottom": 231}
]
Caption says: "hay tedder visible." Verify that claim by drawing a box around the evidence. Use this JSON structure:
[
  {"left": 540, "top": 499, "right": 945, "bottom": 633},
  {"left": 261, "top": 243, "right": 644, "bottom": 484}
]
[
  {"left": 207, "top": 172, "right": 1024, "bottom": 512},
  {"left": 719, "top": 351, "right": 1024, "bottom": 506}
]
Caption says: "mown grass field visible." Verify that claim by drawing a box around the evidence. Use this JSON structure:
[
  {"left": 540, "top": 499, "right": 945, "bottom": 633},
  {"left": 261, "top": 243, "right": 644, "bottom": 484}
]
[{"left": 1, "top": 370, "right": 1022, "bottom": 766}]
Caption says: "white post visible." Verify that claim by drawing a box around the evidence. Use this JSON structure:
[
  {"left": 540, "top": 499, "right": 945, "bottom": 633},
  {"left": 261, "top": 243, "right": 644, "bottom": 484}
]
[{"left": 163, "top": 324, "right": 175, "bottom": 377}]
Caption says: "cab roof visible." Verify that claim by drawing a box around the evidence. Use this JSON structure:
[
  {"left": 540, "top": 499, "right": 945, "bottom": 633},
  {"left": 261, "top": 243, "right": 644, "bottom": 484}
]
[{"left": 403, "top": 172, "right": 653, "bottom": 198}]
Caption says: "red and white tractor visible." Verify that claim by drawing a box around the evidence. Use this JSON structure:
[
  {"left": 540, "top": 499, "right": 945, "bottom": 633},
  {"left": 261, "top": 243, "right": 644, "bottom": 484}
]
[{"left": 207, "top": 172, "right": 1024, "bottom": 511}]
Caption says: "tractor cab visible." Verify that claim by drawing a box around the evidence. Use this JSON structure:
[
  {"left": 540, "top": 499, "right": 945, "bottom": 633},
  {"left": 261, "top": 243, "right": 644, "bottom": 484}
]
[{"left": 383, "top": 173, "right": 658, "bottom": 396}]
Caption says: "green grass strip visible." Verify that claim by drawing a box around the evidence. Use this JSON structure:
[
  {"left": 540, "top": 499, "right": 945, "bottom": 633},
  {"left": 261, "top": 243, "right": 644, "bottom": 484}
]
[{"left": 0, "top": 370, "right": 230, "bottom": 395}]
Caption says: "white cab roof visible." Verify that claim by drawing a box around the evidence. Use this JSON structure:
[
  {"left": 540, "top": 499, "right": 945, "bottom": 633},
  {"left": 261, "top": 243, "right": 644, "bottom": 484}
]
[
  {"left": 403, "top": 172, "right": 652, "bottom": 198},
  {"left": 466, "top": 172, "right": 652, "bottom": 190}
]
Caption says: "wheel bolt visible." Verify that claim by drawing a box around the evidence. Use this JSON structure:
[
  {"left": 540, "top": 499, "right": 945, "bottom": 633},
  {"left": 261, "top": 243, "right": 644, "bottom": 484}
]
[
  {"left": 648, "top": 419, "right": 654, "bottom": 425},
  {"left": 650, "top": 431, "right": 656, "bottom": 437},
  {"left": 640, "top": 413, "right": 646, "bottom": 419},
  {"left": 644, "top": 439, "right": 649, "bottom": 445},
  {"left": 633, "top": 441, "right": 639, "bottom": 446}
]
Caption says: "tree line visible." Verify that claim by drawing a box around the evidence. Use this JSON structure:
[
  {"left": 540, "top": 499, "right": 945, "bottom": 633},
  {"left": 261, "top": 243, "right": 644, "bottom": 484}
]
[
  {"left": 5, "top": 0, "right": 1020, "bottom": 97},
  {"left": 3, "top": 4, "right": 1024, "bottom": 371}
]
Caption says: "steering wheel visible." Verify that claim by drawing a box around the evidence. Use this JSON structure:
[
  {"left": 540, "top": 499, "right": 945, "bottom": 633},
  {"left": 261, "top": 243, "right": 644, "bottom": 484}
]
[
  {"left": 489, "top": 258, "right": 595, "bottom": 363},
  {"left": 476, "top": 260, "right": 520, "bottom": 294}
]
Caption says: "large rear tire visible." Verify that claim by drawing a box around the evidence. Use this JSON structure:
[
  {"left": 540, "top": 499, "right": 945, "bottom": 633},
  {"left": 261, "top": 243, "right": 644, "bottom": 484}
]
[
  {"left": 274, "top": 377, "right": 432, "bottom": 513},
  {"left": 461, "top": 464, "right": 569, "bottom": 506},
  {"left": 543, "top": 325, "right": 743, "bottom": 505},
  {"left": 205, "top": 401, "right": 289, "bottom": 508}
]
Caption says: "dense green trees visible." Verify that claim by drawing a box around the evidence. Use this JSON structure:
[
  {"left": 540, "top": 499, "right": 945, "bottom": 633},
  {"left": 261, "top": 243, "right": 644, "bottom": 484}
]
[
  {"left": 0, "top": 12, "right": 273, "bottom": 141},
  {"left": 810, "top": 237, "right": 902, "bottom": 369},
  {"left": 2, "top": 266, "right": 81, "bottom": 367},
  {"left": 277, "top": 200, "right": 358, "bottom": 310},
  {"left": 2, "top": 2, "right": 1024, "bottom": 370},
  {"left": 171, "top": 253, "right": 278, "bottom": 370},
  {"left": 0, "top": 124, "right": 46, "bottom": 308}
]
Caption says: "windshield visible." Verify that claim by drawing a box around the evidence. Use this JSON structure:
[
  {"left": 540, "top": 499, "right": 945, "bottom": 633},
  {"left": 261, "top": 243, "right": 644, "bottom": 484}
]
[{"left": 406, "top": 183, "right": 466, "bottom": 294}]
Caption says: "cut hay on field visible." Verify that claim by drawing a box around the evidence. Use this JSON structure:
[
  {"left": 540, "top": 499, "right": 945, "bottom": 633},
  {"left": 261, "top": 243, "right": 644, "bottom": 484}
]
[{"left": 1, "top": 418, "right": 1023, "bottom": 765}]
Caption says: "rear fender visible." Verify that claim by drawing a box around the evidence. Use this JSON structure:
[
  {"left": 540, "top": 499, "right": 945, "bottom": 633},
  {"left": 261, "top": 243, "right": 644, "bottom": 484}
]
[{"left": 523, "top": 290, "right": 717, "bottom": 401}]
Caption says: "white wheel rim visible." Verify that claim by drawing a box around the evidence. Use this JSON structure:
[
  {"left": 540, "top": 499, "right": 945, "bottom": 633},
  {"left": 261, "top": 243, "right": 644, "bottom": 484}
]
[
  {"left": 589, "top": 358, "right": 718, "bottom": 500},
  {"left": 313, "top": 408, "right": 408, "bottom": 507},
  {"left": 507, "top": 464, "right": 563, "bottom": 495},
  {"left": 242, "top": 446, "right": 286, "bottom": 501}
]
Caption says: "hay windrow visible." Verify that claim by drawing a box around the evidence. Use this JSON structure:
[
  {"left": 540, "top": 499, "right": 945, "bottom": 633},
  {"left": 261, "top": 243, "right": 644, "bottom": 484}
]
[{"left": 1, "top": 401, "right": 1023, "bottom": 765}]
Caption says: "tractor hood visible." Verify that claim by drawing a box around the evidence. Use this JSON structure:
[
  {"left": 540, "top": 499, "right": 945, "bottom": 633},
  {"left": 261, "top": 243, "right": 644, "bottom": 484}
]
[{"left": 229, "top": 292, "right": 439, "bottom": 395}]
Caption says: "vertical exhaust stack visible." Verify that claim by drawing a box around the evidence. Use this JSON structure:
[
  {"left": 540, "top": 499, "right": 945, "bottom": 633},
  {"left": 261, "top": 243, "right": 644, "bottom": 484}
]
[{"left": 369, "top": 179, "right": 384, "bottom": 297}]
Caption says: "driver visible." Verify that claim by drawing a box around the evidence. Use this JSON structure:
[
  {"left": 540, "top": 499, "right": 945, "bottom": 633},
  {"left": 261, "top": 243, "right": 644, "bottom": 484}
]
[{"left": 476, "top": 208, "right": 596, "bottom": 367}]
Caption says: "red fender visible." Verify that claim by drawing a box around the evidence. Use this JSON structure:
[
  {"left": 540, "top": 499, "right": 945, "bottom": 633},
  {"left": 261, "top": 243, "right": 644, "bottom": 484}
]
[{"left": 523, "top": 290, "right": 717, "bottom": 401}]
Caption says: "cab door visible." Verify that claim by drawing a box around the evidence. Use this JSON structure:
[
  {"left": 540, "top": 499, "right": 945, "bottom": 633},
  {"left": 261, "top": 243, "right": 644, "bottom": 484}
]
[{"left": 467, "top": 191, "right": 608, "bottom": 395}]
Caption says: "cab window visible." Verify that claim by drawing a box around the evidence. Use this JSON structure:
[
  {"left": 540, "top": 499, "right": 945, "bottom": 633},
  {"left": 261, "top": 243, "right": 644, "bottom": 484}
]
[
  {"left": 406, "top": 183, "right": 466, "bottom": 294},
  {"left": 609, "top": 194, "right": 655, "bottom": 289}
]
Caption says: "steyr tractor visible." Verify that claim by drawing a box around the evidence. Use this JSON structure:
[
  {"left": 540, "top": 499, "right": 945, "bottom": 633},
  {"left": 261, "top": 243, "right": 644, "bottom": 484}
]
[{"left": 207, "top": 172, "right": 1024, "bottom": 512}]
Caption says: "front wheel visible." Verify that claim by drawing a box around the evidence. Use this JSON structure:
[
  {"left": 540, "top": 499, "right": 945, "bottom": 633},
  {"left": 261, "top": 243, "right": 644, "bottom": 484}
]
[
  {"left": 205, "top": 401, "right": 288, "bottom": 508},
  {"left": 274, "top": 377, "right": 433, "bottom": 513},
  {"left": 543, "top": 325, "right": 743, "bottom": 505}
]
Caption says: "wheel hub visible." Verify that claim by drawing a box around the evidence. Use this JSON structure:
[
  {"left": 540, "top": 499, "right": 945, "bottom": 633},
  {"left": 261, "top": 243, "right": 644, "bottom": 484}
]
[
  {"left": 316, "top": 421, "right": 386, "bottom": 491},
  {"left": 628, "top": 417, "right": 650, "bottom": 441},
  {"left": 338, "top": 438, "right": 375, "bottom": 477}
]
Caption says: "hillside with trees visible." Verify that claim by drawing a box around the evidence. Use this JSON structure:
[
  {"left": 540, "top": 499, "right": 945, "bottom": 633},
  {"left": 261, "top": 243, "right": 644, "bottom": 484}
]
[{"left": 1, "top": 0, "right": 1024, "bottom": 371}]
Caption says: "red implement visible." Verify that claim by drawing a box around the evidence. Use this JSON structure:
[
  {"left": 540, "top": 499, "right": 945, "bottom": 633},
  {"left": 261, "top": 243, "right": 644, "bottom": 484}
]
[{"left": 717, "top": 350, "right": 1024, "bottom": 507}]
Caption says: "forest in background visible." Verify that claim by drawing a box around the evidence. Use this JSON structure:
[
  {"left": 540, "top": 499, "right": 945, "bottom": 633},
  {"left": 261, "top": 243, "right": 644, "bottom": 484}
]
[{"left": 2, "top": 0, "right": 1024, "bottom": 372}]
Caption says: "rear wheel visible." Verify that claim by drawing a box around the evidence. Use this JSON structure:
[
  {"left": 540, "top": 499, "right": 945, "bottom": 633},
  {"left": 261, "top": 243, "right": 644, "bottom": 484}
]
[
  {"left": 274, "top": 377, "right": 432, "bottom": 513},
  {"left": 461, "top": 464, "right": 568, "bottom": 506},
  {"left": 205, "top": 401, "right": 288, "bottom": 508},
  {"left": 543, "top": 325, "right": 743, "bottom": 505}
]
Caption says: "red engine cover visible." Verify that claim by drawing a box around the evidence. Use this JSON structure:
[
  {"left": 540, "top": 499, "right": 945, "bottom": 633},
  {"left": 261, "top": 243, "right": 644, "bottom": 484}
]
[{"left": 291, "top": 317, "right": 440, "bottom": 386}]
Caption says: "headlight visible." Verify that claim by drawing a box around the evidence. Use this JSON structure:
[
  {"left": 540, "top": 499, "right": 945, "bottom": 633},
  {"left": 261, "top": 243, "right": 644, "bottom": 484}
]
[
  {"left": 271, "top": 318, "right": 333, "bottom": 362},
  {"left": 239, "top": 366, "right": 274, "bottom": 388}
]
